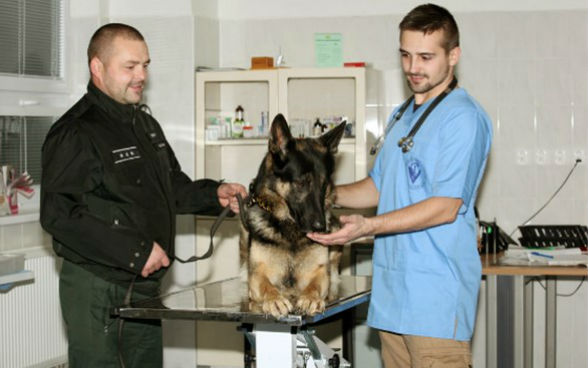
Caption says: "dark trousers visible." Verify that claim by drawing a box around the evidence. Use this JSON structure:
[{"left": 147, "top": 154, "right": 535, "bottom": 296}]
[{"left": 59, "top": 260, "right": 162, "bottom": 368}]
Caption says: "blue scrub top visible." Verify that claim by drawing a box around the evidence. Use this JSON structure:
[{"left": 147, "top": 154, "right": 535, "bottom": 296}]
[{"left": 367, "top": 88, "right": 492, "bottom": 341}]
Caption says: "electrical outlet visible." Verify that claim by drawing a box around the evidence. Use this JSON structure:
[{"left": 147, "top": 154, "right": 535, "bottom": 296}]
[
  {"left": 574, "top": 149, "right": 585, "bottom": 162},
  {"left": 535, "top": 149, "right": 548, "bottom": 165},
  {"left": 554, "top": 149, "right": 566, "bottom": 165},
  {"left": 516, "top": 149, "right": 529, "bottom": 165}
]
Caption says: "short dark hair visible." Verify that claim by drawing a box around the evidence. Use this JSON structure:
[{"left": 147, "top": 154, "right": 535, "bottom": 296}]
[
  {"left": 399, "top": 3, "right": 459, "bottom": 53},
  {"left": 87, "top": 23, "right": 144, "bottom": 65}
]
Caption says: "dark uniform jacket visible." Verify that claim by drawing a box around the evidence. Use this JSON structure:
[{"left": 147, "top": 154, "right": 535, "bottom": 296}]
[{"left": 40, "top": 82, "right": 223, "bottom": 286}]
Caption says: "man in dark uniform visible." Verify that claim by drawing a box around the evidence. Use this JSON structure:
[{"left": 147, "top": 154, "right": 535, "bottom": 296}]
[{"left": 40, "top": 23, "right": 247, "bottom": 367}]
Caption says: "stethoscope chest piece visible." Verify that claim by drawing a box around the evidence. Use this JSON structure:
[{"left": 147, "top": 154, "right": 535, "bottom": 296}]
[
  {"left": 370, "top": 77, "right": 458, "bottom": 156},
  {"left": 397, "top": 136, "right": 414, "bottom": 153}
]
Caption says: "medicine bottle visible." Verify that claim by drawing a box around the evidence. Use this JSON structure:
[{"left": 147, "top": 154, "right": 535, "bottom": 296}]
[{"left": 232, "top": 105, "right": 244, "bottom": 138}]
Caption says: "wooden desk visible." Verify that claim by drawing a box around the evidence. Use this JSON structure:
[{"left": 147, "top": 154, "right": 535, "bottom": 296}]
[{"left": 481, "top": 253, "right": 587, "bottom": 368}]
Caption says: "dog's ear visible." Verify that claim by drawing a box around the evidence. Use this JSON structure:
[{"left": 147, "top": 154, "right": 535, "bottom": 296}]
[
  {"left": 320, "top": 121, "right": 346, "bottom": 154},
  {"left": 269, "top": 113, "right": 293, "bottom": 155}
]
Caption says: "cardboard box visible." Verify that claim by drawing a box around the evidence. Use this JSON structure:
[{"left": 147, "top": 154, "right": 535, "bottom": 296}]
[{"left": 251, "top": 57, "right": 274, "bottom": 69}]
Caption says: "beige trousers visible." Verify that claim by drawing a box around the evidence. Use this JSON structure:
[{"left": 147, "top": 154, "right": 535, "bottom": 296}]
[{"left": 379, "top": 330, "right": 472, "bottom": 368}]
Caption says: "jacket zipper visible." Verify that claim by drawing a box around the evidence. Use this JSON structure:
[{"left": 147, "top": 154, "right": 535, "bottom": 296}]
[{"left": 131, "top": 105, "right": 175, "bottom": 253}]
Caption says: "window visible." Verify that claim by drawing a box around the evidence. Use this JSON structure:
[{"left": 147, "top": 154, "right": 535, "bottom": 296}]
[
  {"left": 0, "top": 0, "right": 66, "bottom": 92},
  {"left": 0, "top": 116, "right": 54, "bottom": 184}
]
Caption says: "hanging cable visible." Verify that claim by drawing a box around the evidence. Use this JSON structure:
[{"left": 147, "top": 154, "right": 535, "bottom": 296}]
[{"left": 509, "top": 158, "right": 582, "bottom": 237}]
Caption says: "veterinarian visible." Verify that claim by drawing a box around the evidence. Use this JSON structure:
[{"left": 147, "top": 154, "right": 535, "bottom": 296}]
[
  {"left": 308, "top": 4, "right": 492, "bottom": 367},
  {"left": 40, "top": 23, "right": 247, "bottom": 367}
]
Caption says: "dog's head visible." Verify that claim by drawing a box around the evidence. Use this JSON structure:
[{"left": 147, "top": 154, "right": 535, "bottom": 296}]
[{"left": 259, "top": 113, "right": 346, "bottom": 233}]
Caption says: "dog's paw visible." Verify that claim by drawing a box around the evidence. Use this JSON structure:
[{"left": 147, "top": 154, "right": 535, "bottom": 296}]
[
  {"left": 296, "top": 295, "right": 326, "bottom": 316},
  {"left": 261, "top": 295, "right": 293, "bottom": 317}
]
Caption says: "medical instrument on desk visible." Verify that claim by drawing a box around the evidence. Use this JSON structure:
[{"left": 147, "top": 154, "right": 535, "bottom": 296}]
[{"left": 370, "top": 77, "right": 458, "bottom": 155}]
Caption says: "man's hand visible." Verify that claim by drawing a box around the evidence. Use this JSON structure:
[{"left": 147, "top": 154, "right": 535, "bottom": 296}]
[
  {"left": 217, "top": 183, "right": 248, "bottom": 213},
  {"left": 141, "top": 242, "right": 170, "bottom": 278},
  {"left": 307, "top": 215, "right": 373, "bottom": 246}
]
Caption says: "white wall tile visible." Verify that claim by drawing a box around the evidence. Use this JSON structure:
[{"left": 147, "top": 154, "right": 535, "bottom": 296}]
[
  {"left": 573, "top": 104, "right": 588, "bottom": 148},
  {"left": 1, "top": 224, "right": 23, "bottom": 251},
  {"left": 195, "top": 16, "right": 220, "bottom": 68},
  {"left": 497, "top": 59, "right": 536, "bottom": 106},
  {"left": 496, "top": 198, "right": 536, "bottom": 233},
  {"left": 536, "top": 104, "right": 573, "bottom": 151},
  {"left": 497, "top": 105, "right": 537, "bottom": 161},
  {"left": 531, "top": 198, "right": 578, "bottom": 224},
  {"left": 574, "top": 200, "right": 588, "bottom": 220},
  {"left": 533, "top": 11, "right": 575, "bottom": 59},
  {"left": 21, "top": 222, "right": 44, "bottom": 248},
  {"left": 457, "top": 12, "right": 498, "bottom": 59},
  {"left": 498, "top": 150, "right": 537, "bottom": 200},
  {"left": 571, "top": 57, "right": 588, "bottom": 106},
  {"left": 496, "top": 12, "right": 539, "bottom": 60},
  {"left": 535, "top": 59, "right": 572, "bottom": 107},
  {"left": 457, "top": 59, "right": 498, "bottom": 111}
]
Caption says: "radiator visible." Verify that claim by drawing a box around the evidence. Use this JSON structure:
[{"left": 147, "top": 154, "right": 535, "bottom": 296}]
[{"left": 0, "top": 255, "right": 68, "bottom": 368}]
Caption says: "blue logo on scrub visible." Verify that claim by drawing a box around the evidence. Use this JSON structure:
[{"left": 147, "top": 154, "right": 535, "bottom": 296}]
[{"left": 407, "top": 159, "right": 422, "bottom": 183}]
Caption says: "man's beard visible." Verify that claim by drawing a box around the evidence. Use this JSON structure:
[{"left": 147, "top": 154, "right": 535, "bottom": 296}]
[{"left": 406, "top": 67, "right": 450, "bottom": 94}]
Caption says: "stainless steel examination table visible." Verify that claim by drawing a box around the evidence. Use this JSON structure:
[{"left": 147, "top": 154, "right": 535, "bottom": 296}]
[{"left": 113, "top": 275, "right": 372, "bottom": 368}]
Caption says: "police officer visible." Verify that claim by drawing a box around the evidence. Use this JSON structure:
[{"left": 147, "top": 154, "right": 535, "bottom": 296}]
[{"left": 40, "top": 23, "right": 247, "bottom": 367}]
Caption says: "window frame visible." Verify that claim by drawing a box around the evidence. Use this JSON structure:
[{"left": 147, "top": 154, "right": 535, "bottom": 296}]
[
  {"left": 0, "top": 0, "right": 70, "bottom": 94},
  {"left": 0, "top": 0, "right": 70, "bottom": 229}
]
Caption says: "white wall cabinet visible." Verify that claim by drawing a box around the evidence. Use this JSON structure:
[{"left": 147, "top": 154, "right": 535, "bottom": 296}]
[{"left": 195, "top": 67, "right": 366, "bottom": 187}]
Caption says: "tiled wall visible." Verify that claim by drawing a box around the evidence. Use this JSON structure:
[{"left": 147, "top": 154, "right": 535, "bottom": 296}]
[{"left": 218, "top": 9, "right": 588, "bottom": 235}]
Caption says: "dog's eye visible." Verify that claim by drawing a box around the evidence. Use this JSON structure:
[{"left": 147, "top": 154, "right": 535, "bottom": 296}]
[{"left": 295, "top": 175, "right": 311, "bottom": 187}]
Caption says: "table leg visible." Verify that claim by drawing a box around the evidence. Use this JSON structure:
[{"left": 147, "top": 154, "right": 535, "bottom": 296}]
[
  {"left": 524, "top": 277, "right": 534, "bottom": 368},
  {"left": 254, "top": 323, "right": 296, "bottom": 368},
  {"left": 546, "top": 277, "right": 557, "bottom": 368},
  {"left": 513, "top": 275, "right": 525, "bottom": 368},
  {"left": 486, "top": 275, "right": 497, "bottom": 368}
]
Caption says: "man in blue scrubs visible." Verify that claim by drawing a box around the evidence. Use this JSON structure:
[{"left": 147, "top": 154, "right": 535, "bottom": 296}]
[{"left": 308, "top": 4, "right": 492, "bottom": 367}]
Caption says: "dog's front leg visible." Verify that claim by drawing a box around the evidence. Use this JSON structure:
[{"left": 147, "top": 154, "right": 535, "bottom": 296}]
[
  {"left": 249, "top": 264, "right": 293, "bottom": 317},
  {"left": 296, "top": 264, "right": 329, "bottom": 316}
]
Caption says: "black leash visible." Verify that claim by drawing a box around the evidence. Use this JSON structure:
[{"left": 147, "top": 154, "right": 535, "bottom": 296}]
[
  {"left": 175, "top": 193, "right": 247, "bottom": 263},
  {"left": 117, "top": 193, "right": 247, "bottom": 367}
]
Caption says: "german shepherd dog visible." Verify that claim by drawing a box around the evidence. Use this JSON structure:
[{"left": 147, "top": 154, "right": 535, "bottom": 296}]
[{"left": 240, "top": 114, "right": 346, "bottom": 317}]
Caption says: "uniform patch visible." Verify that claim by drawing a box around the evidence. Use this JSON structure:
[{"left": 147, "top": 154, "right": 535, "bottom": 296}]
[
  {"left": 112, "top": 146, "right": 141, "bottom": 164},
  {"left": 407, "top": 159, "right": 422, "bottom": 183}
]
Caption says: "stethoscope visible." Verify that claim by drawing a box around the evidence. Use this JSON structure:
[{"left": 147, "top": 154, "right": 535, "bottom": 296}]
[{"left": 370, "top": 77, "right": 458, "bottom": 155}]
